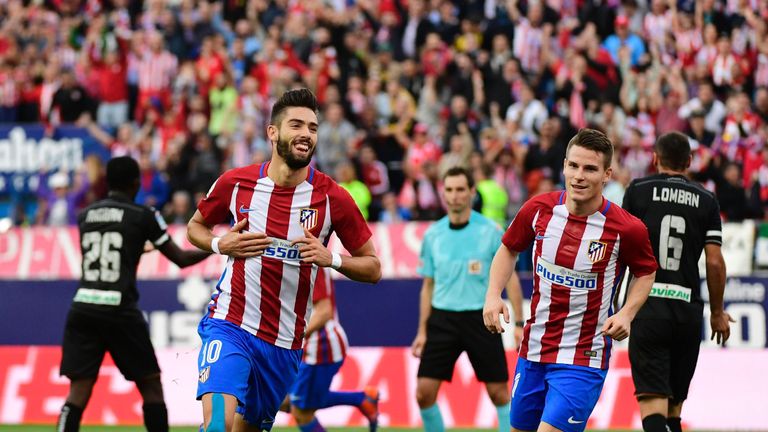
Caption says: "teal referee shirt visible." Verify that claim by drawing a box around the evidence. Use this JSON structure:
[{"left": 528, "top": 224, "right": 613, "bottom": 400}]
[{"left": 417, "top": 211, "right": 503, "bottom": 311}]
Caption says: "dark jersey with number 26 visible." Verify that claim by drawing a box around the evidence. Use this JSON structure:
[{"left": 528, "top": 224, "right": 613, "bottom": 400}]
[
  {"left": 622, "top": 174, "right": 722, "bottom": 322},
  {"left": 72, "top": 193, "right": 170, "bottom": 314}
]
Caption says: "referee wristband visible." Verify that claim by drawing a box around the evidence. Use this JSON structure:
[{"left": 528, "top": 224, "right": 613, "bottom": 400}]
[
  {"left": 515, "top": 321, "right": 525, "bottom": 328},
  {"left": 330, "top": 252, "right": 342, "bottom": 270},
  {"left": 211, "top": 237, "right": 222, "bottom": 255}
]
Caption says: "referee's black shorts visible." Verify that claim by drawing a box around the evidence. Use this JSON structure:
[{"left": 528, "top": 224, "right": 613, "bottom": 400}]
[
  {"left": 60, "top": 308, "right": 161, "bottom": 381},
  {"left": 629, "top": 318, "right": 702, "bottom": 403},
  {"left": 418, "top": 308, "right": 509, "bottom": 383}
]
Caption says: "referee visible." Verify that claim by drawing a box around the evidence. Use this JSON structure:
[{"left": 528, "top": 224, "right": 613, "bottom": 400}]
[
  {"left": 412, "top": 166, "right": 523, "bottom": 432},
  {"left": 621, "top": 132, "right": 732, "bottom": 432},
  {"left": 57, "top": 156, "right": 212, "bottom": 432}
]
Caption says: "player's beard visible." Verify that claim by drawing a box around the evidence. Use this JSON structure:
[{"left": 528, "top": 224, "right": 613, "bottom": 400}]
[{"left": 275, "top": 133, "right": 315, "bottom": 170}]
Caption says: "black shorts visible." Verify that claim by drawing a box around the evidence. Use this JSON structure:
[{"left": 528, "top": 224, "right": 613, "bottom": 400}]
[
  {"left": 418, "top": 308, "right": 508, "bottom": 383},
  {"left": 60, "top": 308, "right": 160, "bottom": 381},
  {"left": 629, "top": 318, "right": 701, "bottom": 403}
]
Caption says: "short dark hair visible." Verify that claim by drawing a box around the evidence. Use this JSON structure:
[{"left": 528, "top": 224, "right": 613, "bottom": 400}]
[
  {"left": 655, "top": 132, "right": 691, "bottom": 171},
  {"left": 443, "top": 166, "right": 474, "bottom": 189},
  {"left": 269, "top": 88, "right": 319, "bottom": 126},
  {"left": 106, "top": 156, "right": 140, "bottom": 191},
  {"left": 565, "top": 128, "right": 614, "bottom": 169},
  {"left": 699, "top": 79, "right": 715, "bottom": 90}
]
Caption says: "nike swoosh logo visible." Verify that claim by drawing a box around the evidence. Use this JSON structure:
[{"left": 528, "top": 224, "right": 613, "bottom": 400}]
[
  {"left": 567, "top": 416, "right": 584, "bottom": 424},
  {"left": 239, "top": 205, "right": 258, "bottom": 213}
]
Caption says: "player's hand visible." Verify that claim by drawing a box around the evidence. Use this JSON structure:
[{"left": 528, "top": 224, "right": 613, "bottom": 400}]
[
  {"left": 601, "top": 313, "right": 631, "bottom": 341},
  {"left": 143, "top": 241, "right": 155, "bottom": 253},
  {"left": 710, "top": 310, "right": 735, "bottom": 345},
  {"left": 291, "top": 228, "right": 332, "bottom": 267},
  {"left": 218, "top": 218, "right": 271, "bottom": 258},
  {"left": 411, "top": 331, "right": 427, "bottom": 358},
  {"left": 483, "top": 295, "right": 510, "bottom": 334}
]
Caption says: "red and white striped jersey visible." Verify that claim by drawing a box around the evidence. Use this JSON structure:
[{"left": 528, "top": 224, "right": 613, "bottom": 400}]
[
  {"left": 198, "top": 162, "right": 371, "bottom": 350},
  {"left": 503, "top": 191, "right": 656, "bottom": 369},
  {"left": 302, "top": 267, "right": 349, "bottom": 365},
  {"left": 136, "top": 49, "right": 178, "bottom": 92},
  {"left": 513, "top": 19, "right": 544, "bottom": 74}
]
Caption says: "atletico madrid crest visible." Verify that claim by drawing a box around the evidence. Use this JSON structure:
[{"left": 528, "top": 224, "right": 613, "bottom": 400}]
[
  {"left": 199, "top": 366, "right": 210, "bottom": 383},
  {"left": 299, "top": 208, "right": 318, "bottom": 230},
  {"left": 587, "top": 240, "right": 607, "bottom": 263}
]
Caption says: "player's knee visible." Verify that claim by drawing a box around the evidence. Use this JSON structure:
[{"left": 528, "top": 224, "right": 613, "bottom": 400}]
[
  {"left": 668, "top": 399, "right": 684, "bottom": 417},
  {"left": 290, "top": 405, "right": 316, "bottom": 425},
  {"left": 415, "top": 386, "right": 438, "bottom": 408},
  {"left": 487, "top": 384, "right": 510, "bottom": 406},
  {"left": 66, "top": 377, "right": 97, "bottom": 407}
]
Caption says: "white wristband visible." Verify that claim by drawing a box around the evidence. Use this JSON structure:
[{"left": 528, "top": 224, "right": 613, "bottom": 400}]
[
  {"left": 211, "top": 237, "right": 222, "bottom": 255},
  {"left": 331, "top": 252, "right": 342, "bottom": 270}
]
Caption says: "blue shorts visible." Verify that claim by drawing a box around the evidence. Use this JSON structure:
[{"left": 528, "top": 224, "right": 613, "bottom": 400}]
[
  {"left": 510, "top": 357, "right": 607, "bottom": 432},
  {"left": 288, "top": 361, "right": 344, "bottom": 410},
  {"left": 196, "top": 316, "right": 301, "bottom": 429}
]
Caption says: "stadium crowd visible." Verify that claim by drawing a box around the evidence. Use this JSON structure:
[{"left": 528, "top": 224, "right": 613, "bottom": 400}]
[{"left": 2, "top": 0, "right": 768, "bottom": 226}]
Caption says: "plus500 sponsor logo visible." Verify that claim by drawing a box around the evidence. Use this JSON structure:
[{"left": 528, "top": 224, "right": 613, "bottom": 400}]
[
  {"left": 536, "top": 260, "right": 597, "bottom": 289},
  {"left": 263, "top": 237, "right": 301, "bottom": 261},
  {"left": 264, "top": 245, "right": 300, "bottom": 260}
]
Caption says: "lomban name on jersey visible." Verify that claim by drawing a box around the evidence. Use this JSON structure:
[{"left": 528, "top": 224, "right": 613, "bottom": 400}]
[
  {"left": 85, "top": 208, "right": 125, "bottom": 223},
  {"left": 652, "top": 187, "right": 700, "bottom": 208},
  {"left": 536, "top": 258, "right": 598, "bottom": 290}
]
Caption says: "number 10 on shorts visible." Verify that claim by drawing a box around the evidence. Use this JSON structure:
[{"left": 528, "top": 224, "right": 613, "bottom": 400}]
[{"left": 200, "top": 340, "right": 222, "bottom": 366}]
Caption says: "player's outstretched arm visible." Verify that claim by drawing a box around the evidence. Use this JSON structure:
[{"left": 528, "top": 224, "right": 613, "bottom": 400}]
[
  {"left": 602, "top": 271, "right": 655, "bottom": 341},
  {"left": 292, "top": 229, "right": 381, "bottom": 283},
  {"left": 157, "top": 239, "right": 211, "bottom": 268},
  {"left": 483, "top": 245, "right": 518, "bottom": 334},
  {"left": 705, "top": 243, "right": 733, "bottom": 345},
  {"left": 187, "top": 211, "right": 271, "bottom": 258}
]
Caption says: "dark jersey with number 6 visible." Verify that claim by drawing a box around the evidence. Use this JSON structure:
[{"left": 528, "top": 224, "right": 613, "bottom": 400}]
[
  {"left": 622, "top": 174, "right": 722, "bottom": 322},
  {"left": 72, "top": 193, "right": 170, "bottom": 314}
]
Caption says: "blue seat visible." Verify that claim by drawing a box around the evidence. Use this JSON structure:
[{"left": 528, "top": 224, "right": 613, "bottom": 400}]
[{"left": 0, "top": 200, "right": 11, "bottom": 219}]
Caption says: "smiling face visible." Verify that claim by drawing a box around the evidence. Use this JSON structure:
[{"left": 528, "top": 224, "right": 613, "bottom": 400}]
[
  {"left": 563, "top": 144, "right": 612, "bottom": 212},
  {"left": 268, "top": 106, "right": 318, "bottom": 170}
]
